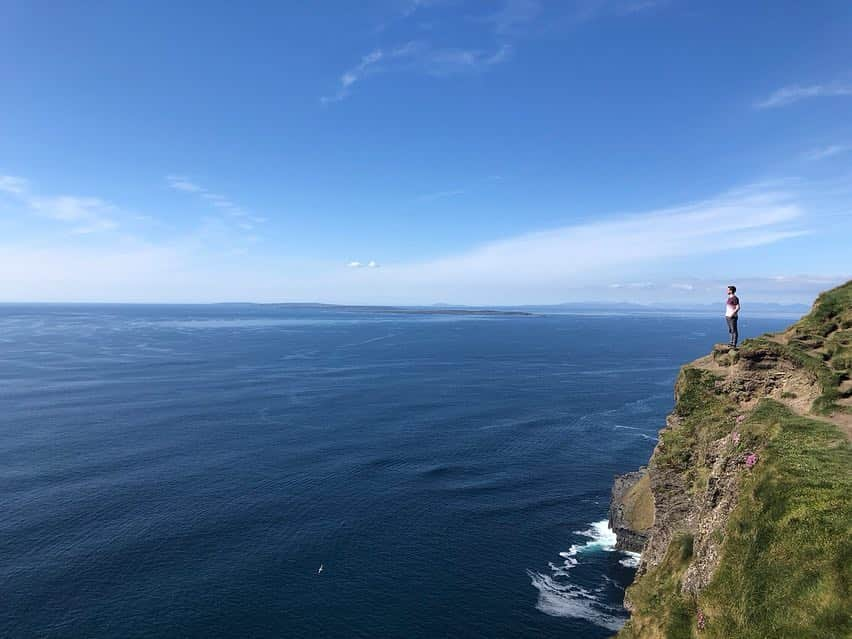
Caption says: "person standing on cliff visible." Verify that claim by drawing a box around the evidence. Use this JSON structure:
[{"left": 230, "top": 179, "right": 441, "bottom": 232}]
[{"left": 726, "top": 285, "right": 740, "bottom": 347}]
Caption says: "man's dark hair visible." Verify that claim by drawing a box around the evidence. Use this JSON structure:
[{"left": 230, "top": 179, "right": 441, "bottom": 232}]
[{"left": 728, "top": 285, "right": 737, "bottom": 293}]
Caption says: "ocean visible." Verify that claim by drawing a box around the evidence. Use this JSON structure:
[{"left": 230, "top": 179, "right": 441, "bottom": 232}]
[{"left": 0, "top": 305, "right": 793, "bottom": 638}]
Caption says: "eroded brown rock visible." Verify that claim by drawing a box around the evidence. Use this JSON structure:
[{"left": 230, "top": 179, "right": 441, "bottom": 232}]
[{"left": 609, "top": 469, "right": 652, "bottom": 554}]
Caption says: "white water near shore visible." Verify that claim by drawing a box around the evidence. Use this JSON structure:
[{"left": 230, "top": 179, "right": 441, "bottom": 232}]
[
  {"left": 527, "top": 520, "right": 639, "bottom": 631},
  {"left": 619, "top": 551, "right": 641, "bottom": 568}
]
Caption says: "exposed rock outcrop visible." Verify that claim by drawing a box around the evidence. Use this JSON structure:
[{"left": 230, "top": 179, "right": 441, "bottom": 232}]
[{"left": 608, "top": 469, "right": 652, "bottom": 553}]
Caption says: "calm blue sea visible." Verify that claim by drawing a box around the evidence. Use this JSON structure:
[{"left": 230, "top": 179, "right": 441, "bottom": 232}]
[{"left": 0, "top": 305, "right": 793, "bottom": 638}]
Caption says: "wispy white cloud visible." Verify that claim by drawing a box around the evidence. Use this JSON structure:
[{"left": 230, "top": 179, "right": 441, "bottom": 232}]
[
  {"left": 551, "top": 0, "right": 671, "bottom": 25},
  {"left": 400, "top": 0, "right": 443, "bottom": 19},
  {"left": 480, "top": 0, "right": 663, "bottom": 36},
  {"left": 802, "top": 145, "right": 850, "bottom": 161},
  {"left": 609, "top": 281, "right": 654, "bottom": 289},
  {"left": 165, "top": 176, "right": 204, "bottom": 192},
  {"left": 414, "top": 174, "right": 506, "bottom": 204},
  {"left": 647, "top": 275, "right": 846, "bottom": 304},
  {"left": 425, "top": 44, "right": 512, "bottom": 75},
  {"left": 0, "top": 175, "right": 29, "bottom": 195},
  {"left": 767, "top": 274, "right": 840, "bottom": 286},
  {"left": 755, "top": 82, "right": 852, "bottom": 109},
  {"left": 166, "top": 175, "right": 265, "bottom": 224},
  {"left": 0, "top": 175, "right": 118, "bottom": 234},
  {"left": 485, "top": 0, "right": 542, "bottom": 36},
  {"left": 369, "top": 184, "right": 809, "bottom": 302},
  {"left": 327, "top": 0, "right": 670, "bottom": 104},
  {"left": 0, "top": 176, "right": 835, "bottom": 304},
  {"left": 615, "top": 0, "right": 670, "bottom": 16},
  {"left": 201, "top": 193, "right": 235, "bottom": 208},
  {"left": 373, "top": 0, "right": 447, "bottom": 34},
  {"left": 322, "top": 41, "right": 511, "bottom": 103},
  {"left": 322, "top": 49, "right": 387, "bottom": 104},
  {"left": 30, "top": 196, "right": 118, "bottom": 233}
]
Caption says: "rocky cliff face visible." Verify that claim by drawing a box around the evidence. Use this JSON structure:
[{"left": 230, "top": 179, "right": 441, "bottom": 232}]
[
  {"left": 610, "top": 281, "right": 852, "bottom": 638},
  {"left": 608, "top": 469, "right": 651, "bottom": 554},
  {"left": 612, "top": 342, "right": 820, "bottom": 593}
]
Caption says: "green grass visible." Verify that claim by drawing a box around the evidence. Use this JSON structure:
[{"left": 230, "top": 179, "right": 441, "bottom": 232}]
[
  {"left": 618, "top": 534, "right": 697, "bottom": 639},
  {"left": 786, "top": 280, "right": 852, "bottom": 413},
  {"left": 795, "top": 281, "right": 852, "bottom": 336},
  {"left": 699, "top": 401, "right": 851, "bottom": 639},
  {"left": 656, "top": 367, "right": 735, "bottom": 474},
  {"left": 617, "top": 401, "right": 851, "bottom": 639}
]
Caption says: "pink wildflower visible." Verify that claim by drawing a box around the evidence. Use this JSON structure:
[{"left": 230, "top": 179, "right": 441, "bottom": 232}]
[
  {"left": 731, "top": 431, "right": 740, "bottom": 445},
  {"left": 736, "top": 414, "right": 746, "bottom": 424},
  {"left": 697, "top": 609, "right": 706, "bottom": 631},
  {"left": 745, "top": 453, "right": 758, "bottom": 468}
]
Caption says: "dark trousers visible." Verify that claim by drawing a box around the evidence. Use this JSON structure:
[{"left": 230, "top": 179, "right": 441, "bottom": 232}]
[{"left": 726, "top": 316, "right": 738, "bottom": 346}]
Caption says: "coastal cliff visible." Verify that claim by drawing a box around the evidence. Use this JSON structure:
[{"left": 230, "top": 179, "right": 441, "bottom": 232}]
[{"left": 610, "top": 281, "right": 852, "bottom": 638}]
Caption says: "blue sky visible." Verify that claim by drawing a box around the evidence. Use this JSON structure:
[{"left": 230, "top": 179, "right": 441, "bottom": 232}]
[{"left": 1, "top": 0, "right": 850, "bottom": 304}]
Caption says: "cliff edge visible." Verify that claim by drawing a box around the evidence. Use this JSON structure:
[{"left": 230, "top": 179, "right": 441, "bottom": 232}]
[{"left": 611, "top": 280, "right": 852, "bottom": 638}]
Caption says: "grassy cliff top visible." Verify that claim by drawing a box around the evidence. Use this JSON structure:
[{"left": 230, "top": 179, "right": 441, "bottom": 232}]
[
  {"left": 761, "top": 279, "right": 852, "bottom": 417},
  {"left": 617, "top": 280, "right": 852, "bottom": 639}
]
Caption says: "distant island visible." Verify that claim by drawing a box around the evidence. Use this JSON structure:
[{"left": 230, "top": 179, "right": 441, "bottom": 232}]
[
  {"left": 308, "top": 305, "right": 537, "bottom": 317},
  {"left": 213, "top": 302, "right": 536, "bottom": 316},
  {"left": 210, "top": 301, "right": 810, "bottom": 317}
]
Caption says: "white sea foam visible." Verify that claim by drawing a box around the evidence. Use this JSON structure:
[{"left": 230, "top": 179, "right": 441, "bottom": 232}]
[
  {"left": 527, "top": 570, "right": 626, "bottom": 631},
  {"left": 527, "top": 519, "right": 637, "bottom": 630},
  {"left": 601, "top": 574, "right": 624, "bottom": 591},
  {"left": 619, "top": 551, "right": 641, "bottom": 568},
  {"left": 575, "top": 519, "right": 618, "bottom": 550}
]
